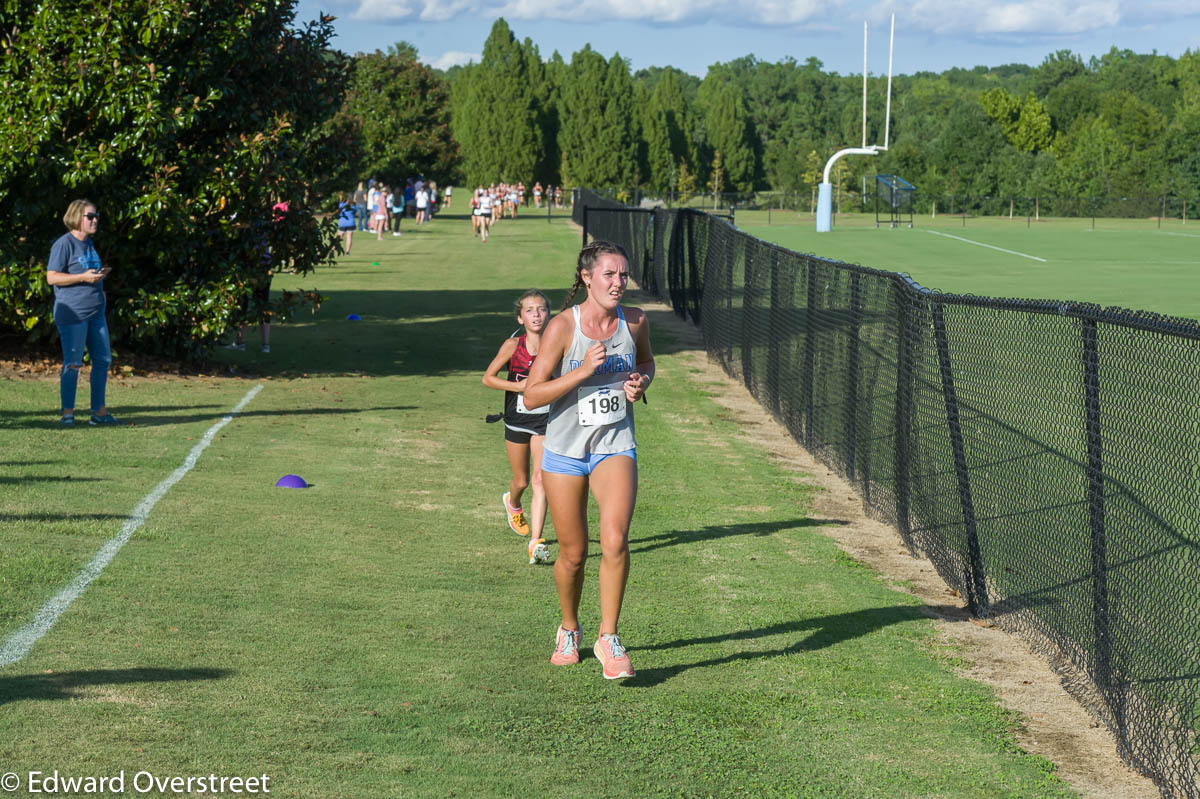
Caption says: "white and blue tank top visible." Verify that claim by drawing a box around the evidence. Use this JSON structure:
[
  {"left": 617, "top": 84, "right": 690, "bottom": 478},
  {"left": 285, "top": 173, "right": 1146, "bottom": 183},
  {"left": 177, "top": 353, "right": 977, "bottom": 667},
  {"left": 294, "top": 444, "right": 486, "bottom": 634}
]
[{"left": 544, "top": 305, "right": 637, "bottom": 458}]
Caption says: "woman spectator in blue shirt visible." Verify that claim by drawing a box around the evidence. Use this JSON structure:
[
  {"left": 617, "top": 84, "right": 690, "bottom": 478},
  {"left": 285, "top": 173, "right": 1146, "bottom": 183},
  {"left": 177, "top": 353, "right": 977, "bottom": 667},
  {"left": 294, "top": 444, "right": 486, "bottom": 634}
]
[{"left": 45, "top": 199, "right": 118, "bottom": 426}]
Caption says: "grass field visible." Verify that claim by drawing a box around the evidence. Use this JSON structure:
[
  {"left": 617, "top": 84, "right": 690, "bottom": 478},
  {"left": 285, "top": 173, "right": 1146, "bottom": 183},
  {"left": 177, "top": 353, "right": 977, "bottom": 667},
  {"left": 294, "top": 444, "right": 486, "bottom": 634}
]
[
  {"left": 735, "top": 212, "right": 1200, "bottom": 321},
  {"left": 0, "top": 211, "right": 1083, "bottom": 797}
]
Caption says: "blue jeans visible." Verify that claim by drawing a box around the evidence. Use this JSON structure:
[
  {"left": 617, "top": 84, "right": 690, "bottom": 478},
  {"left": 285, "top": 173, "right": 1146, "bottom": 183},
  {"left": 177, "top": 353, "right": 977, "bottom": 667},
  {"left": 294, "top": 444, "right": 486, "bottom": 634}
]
[
  {"left": 57, "top": 314, "right": 111, "bottom": 412},
  {"left": 356, "top": 204, "right": 368, "bottom": 231}
]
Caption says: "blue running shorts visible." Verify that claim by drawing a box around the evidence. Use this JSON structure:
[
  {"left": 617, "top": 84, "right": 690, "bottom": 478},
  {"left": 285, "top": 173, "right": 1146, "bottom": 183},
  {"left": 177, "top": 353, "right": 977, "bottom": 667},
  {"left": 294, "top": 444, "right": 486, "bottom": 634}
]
[{"left": 541, "top": 448, "right": 636, "bottom": 477}]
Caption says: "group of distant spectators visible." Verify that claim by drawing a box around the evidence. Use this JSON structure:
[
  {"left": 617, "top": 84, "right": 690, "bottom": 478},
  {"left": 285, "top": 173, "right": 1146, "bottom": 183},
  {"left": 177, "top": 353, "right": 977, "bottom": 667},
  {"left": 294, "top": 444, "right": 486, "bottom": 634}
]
[{"left": 336, "top": 177, "right": 446, "bottom": 253}]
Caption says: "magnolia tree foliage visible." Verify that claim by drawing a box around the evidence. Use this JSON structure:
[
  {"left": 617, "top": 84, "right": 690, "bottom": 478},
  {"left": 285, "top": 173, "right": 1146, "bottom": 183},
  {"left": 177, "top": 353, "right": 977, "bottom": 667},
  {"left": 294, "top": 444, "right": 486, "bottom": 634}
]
[{"left": 0, "top": 0, "right": 349, "bottom": 359}]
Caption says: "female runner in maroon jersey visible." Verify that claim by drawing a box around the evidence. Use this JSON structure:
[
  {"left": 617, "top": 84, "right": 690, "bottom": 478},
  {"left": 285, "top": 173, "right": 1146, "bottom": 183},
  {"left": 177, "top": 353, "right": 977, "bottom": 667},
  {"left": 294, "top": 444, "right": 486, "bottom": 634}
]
[{"left": 482, "top": 290, "right": 552, "bottom": 563}]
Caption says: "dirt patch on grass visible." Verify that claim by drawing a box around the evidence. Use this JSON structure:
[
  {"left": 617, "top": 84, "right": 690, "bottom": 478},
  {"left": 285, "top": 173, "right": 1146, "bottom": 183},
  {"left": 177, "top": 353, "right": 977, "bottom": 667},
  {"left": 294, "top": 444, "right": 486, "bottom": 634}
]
[{"left": 637, "top": 290, "right": 1160, "bottom": 799}]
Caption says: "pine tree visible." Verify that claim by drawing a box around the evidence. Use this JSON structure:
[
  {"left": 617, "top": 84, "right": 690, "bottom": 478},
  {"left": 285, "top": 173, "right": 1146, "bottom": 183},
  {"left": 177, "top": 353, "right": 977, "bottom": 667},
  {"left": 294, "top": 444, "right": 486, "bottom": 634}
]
[
  {"left": 632, "top": 82, "right": 652, "bottom": 192},
  {"left": 804, "top": 149, "right": 824, "bottom": 211},
  {"left": 643, "top": 71, "right": 692, "bottom": 195},
  {"left": 709, "top": 150, "right": 725, "bottom": 199},
  {"left": 643, "top": 94, "right": 674, "bottom": 195},
  {"left": 523, "top": 37, "right": 562, "bottom": 187},
  {"left": 558, "top": 47, "right": 637, "bottom": 189},
  {"left": 453, "top": 18, "right": 542, "bottom": 186},
  {"left": 601, "top": 53, "right": 638, "bottom": 188},
  {"left": 676, "top": 161, "right": 697, "bottom": 202},
  {"left": 699, "top": 79, "right": 755, "bottom": 192},
  {"left": 654, "top": 70, "right": 692, "bottom": 175}
]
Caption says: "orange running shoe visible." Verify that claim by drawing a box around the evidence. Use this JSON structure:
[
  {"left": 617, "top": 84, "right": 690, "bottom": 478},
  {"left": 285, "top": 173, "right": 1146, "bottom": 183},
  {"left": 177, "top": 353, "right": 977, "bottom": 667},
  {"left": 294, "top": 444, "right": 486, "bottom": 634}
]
[
  {"left": 594, "top": 633, "right": 635, "bottom": 679},
  {"left": 502, "top": 492, "right": 530, "bottom": 536},
  {"left": 550, "top": 626, "right": 582, "bottom": 666}
]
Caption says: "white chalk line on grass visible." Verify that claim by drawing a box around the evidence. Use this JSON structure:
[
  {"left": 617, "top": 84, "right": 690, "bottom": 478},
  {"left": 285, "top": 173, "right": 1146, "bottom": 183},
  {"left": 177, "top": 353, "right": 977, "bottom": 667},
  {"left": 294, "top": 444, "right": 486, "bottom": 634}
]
[
  {"left": 925, "top": 230, "right": 1047, "bottom": 262},
  {"left": 0, "top": 383, "right": 263, "bottom": 668},
  {"left": 1085, "top": 229, "right": 1200, "bottom": 240}
]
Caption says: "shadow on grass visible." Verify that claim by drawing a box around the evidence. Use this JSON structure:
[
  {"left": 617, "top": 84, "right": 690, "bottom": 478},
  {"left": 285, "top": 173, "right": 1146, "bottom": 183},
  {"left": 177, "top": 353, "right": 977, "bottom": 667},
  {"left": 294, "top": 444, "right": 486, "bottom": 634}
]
[
  {"left": 0, "top": 475, "right": 108, "bottom": 486},
  {"left": 630, "top": 518, "right": 847, "bottom": 554},
  {"left": 0, "top": 512, "right": 127, "bottom": 523},
  {"left": 0, "top": 404, "right": 223, "bottom": 424},
  {"left": 207, "top": 287, "right": 700, "bottom": 379},
  {"left": 0, "top": 667, "right": 232, "bottom": 705},
  {"left": 124, "top": 404, "right": 418, "bottom": 428},
  {"left": 621, "top": 604, "right": 978, "bottom": 688},
  {"left": 0, "top": 404, "right": 416, "bottom": 429}
]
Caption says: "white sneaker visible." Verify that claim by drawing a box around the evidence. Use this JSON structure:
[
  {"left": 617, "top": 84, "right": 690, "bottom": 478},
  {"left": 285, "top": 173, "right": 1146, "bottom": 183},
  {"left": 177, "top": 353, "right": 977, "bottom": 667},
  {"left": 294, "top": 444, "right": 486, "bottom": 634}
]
[
  {"left": 223, "top": 342, "right": 245, "bottom": 351},
  {"left": 261, "top": 344, "right": 270, "bottom": 353},
  {"left": 528, "top": 538, "right": 551, "bottom": 565}
]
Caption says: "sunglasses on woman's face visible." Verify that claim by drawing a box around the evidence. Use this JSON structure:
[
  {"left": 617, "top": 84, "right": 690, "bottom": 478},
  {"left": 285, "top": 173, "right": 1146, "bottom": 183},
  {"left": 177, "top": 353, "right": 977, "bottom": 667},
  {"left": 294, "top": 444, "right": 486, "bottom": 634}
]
[{"left": 83, "top": 213, "right": 100, "bottom": 220}]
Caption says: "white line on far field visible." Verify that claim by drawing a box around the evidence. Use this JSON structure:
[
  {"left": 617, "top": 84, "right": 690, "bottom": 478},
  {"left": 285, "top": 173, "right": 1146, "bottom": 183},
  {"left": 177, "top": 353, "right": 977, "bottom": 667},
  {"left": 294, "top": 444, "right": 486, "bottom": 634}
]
[
  {"left": 0, "top": 383, "right": 264, "bottom": 668},
  {"left": 925, "top": 230, "right": 1047, "bottom": 262}
]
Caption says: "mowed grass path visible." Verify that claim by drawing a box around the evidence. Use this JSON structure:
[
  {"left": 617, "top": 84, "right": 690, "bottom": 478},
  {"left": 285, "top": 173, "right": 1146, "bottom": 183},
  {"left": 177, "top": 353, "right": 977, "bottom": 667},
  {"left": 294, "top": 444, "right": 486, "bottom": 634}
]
[
  {"left": 1, "top": 212, "right": 1075, "bottom": 797},
  {"left": 738, "top": 212, "right": 1200, "bottom": 320}
]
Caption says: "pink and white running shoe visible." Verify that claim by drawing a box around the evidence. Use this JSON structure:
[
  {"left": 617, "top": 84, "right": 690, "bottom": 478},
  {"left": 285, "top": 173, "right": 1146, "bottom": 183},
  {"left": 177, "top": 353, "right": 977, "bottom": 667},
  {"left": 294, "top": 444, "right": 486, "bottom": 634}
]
[
  {"left": 550, "top": 626, "right": 582, "bottom": 666},
  {"left": 594, "top": 633, "right": 635, "bottom": 679}
]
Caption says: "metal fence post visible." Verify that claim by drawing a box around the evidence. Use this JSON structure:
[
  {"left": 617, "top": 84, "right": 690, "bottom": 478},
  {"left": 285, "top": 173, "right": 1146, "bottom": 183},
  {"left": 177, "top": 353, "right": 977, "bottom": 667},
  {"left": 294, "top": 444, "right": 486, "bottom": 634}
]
[
  {"left": 846, "top": 271, "right": 862, "bottom": 483},
  {"left": 741, "top": 244, "right": 754, "bottom": 386},
  {"left": 582, "top": 206, "right": 589, "bottom": 247},
  {"left": 1083, "top": 318, "right": 1113, "bottom": 699},
  {"left": 803, "top": 260, "right": 818, "bottom": 450},
  {"left": 932, "top": 302, "right": 988, "bottom": 616},
  {"left": 725, "top": 229, "right": 735, "bottom": 369},
  {"left": 767, "top": 249, "right": 783, "bottom": 418},
  {"left": 893, "top": 280, "right": 915, "bottom": 554}
]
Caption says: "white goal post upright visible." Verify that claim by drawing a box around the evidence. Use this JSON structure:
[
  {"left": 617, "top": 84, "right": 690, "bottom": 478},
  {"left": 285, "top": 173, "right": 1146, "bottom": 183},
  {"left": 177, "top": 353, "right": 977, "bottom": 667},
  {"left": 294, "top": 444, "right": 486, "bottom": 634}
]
[{"left": 816, "top": 14, "right": 895, "bottom": 233}]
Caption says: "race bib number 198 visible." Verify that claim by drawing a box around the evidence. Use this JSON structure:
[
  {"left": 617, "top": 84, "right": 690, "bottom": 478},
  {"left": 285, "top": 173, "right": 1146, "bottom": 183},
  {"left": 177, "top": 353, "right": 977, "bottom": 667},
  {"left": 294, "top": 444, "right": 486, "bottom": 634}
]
[{"left": 577, "top": 384, "right": 626, "bottom": 426}]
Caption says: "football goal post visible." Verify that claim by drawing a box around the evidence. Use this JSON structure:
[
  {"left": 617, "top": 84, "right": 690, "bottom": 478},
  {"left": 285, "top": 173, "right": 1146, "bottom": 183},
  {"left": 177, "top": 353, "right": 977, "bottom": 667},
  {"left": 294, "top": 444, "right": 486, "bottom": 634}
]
[{"left": 816, "top": 14, "right": 895, "bottom": 233}]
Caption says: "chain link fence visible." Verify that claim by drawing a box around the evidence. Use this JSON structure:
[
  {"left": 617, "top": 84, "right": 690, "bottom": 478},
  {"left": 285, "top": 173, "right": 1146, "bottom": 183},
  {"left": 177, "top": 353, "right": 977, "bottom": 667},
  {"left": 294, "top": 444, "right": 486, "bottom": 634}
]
[
  {"left": 575, "top": 187, "right": 1200, "bottom": 799},
  {"left": 586, "top": 187, "right": 1199, "bottom": 226}
]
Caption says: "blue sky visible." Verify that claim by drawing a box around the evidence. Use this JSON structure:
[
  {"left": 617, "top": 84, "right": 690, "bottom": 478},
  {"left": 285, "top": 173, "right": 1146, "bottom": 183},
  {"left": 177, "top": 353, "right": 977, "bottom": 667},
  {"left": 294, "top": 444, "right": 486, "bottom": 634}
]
[{"left": 293, "top": 0, "right": 1200, "bottom": 76}]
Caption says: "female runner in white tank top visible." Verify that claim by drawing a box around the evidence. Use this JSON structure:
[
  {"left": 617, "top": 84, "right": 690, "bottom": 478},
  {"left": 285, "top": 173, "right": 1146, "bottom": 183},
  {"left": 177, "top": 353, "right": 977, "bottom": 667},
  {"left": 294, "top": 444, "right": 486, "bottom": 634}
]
[{"left": 523, "top": 241, "right": 654, "bottom": 679}]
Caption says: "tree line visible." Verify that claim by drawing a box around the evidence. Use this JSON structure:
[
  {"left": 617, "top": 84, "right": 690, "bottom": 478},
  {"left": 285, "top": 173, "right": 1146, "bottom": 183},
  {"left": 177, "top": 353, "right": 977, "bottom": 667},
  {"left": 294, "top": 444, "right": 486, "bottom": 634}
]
[
  {"left": 419, "top": 19, "right": 1200, "bottom": 205},
  {"left": 5, "top": 5, "right": 1197, "bottom": 357}
]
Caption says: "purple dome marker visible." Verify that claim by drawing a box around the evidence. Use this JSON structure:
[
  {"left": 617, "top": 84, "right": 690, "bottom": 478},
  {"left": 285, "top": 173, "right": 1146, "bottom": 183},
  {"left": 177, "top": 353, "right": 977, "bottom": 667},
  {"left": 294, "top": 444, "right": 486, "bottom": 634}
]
[{"left": 275, "top": 474, "right": 308, "bottom": 488}]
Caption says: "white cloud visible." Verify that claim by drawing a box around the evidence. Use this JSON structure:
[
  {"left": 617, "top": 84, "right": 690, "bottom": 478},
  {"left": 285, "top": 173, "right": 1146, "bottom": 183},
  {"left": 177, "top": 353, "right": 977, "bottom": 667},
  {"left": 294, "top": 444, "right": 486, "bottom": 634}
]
[
  {"left": 425, "top": 50, "right": 482, "bottom": 69},
  {"left": 345, "top": 0, "right": 1199, "bottom": 33},
  {"left": 909, "top": 0, "right": 1120, "bottom": 35},
  {"left": 350, "top": 0, "right": 420, "bottom": 22},
  {"left": 348, "top": 0, "right": 834, "bottom": 26},
  {"left": 879, "top": 0, "right": 1196, "bottom": 37}
]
